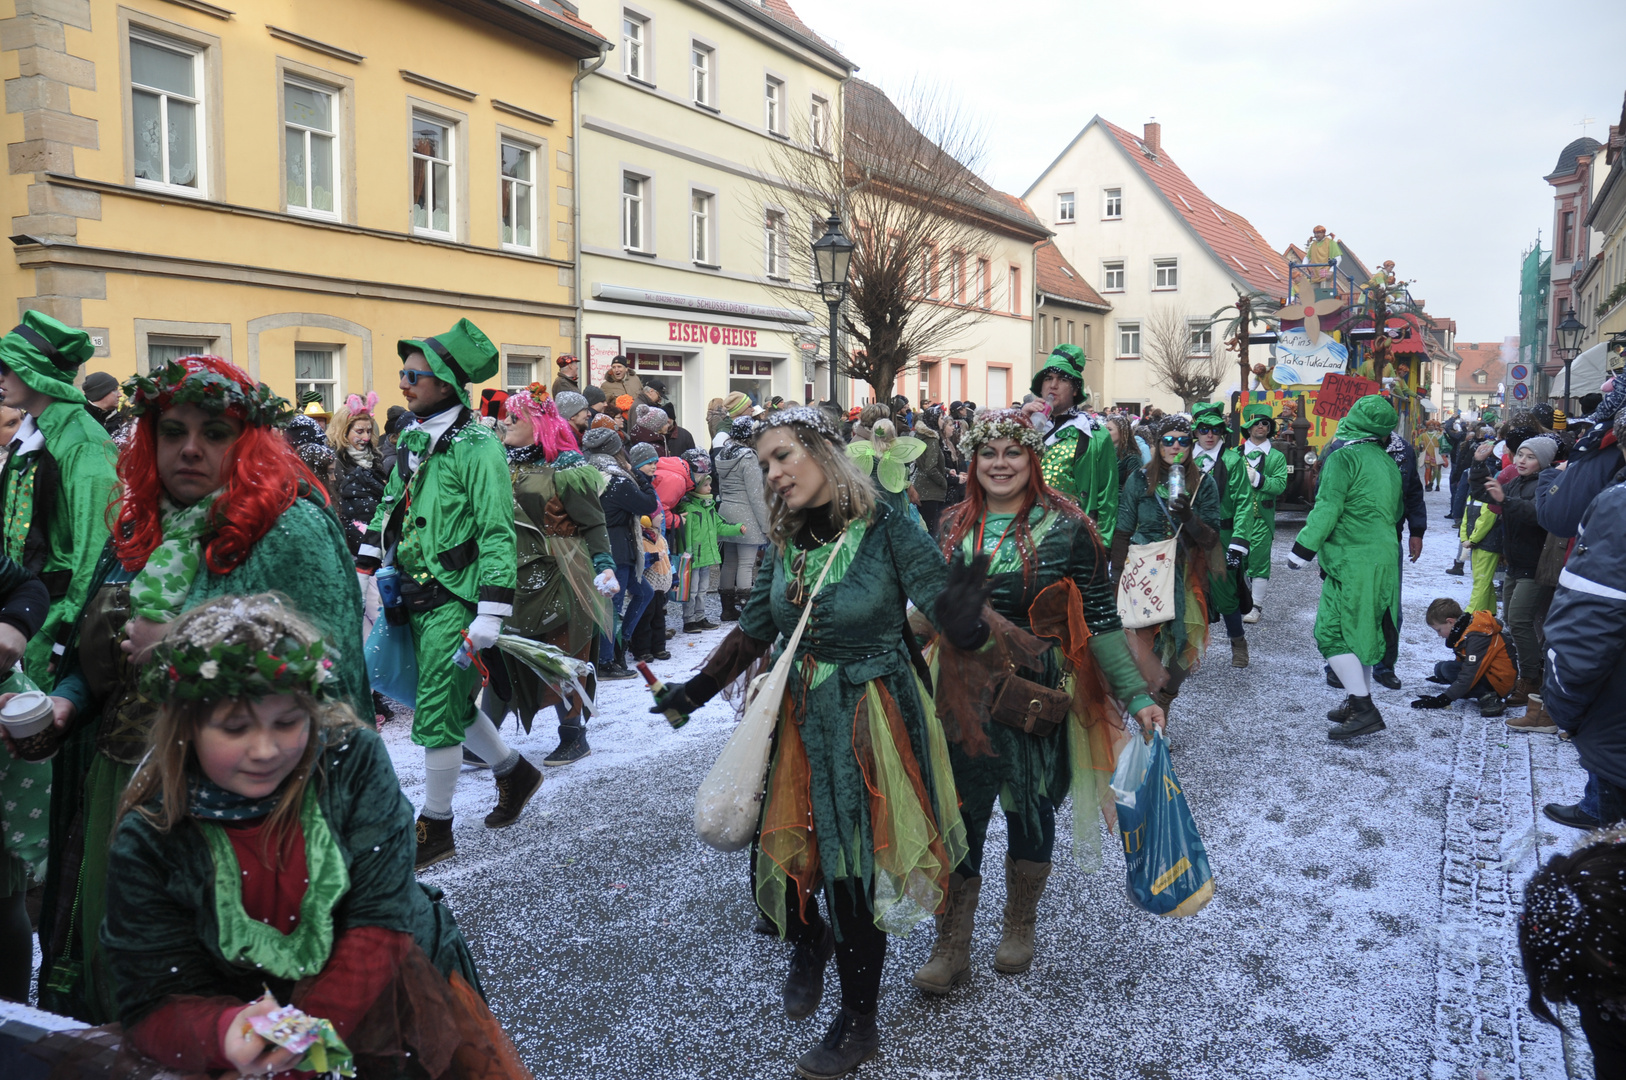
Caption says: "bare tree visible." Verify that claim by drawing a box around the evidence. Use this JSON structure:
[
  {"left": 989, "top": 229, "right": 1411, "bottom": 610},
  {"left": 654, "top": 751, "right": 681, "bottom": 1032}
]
[
  {"left": 1144, "top": 306, "right": 1227, "bottom": 410},
  {"left": 756, "top": 80, "right": 1006, "bottom": 401}
]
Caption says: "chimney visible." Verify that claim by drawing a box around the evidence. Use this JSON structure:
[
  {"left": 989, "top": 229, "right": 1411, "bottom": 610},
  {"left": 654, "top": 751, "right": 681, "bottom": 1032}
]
[{"left": 1143, "top": 120, "right": 1161, "bottom": 157}]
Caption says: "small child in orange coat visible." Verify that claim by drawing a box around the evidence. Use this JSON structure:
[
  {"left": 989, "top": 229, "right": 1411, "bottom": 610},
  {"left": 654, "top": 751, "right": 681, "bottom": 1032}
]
[{"left": 1410, "top": 597, "right": 1516, "bottom": 717}]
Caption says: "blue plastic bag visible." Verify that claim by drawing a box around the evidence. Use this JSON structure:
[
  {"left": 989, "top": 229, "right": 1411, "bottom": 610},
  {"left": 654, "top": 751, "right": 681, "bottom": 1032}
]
[
  {"left": 1111, "top": 731, "right": 1214, "bottom": 916},
  {"left": 365, "top": 612, "right": 417, "bottom": 709}
]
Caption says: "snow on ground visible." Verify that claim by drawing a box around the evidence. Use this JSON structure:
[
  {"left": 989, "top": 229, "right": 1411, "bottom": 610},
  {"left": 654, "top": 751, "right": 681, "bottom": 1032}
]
[{"left": 382, "top": 490, "right": 1598, "bottom": 1079}]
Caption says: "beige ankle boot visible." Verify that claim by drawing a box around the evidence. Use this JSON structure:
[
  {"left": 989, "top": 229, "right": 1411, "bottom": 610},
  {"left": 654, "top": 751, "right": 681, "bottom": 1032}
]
[
  {"left": 993, "top": 857, "right": 1051, "bottom": 974},
  {"left": 910, "top": 873, "right": 981, "bottom": 994},
  {"left": 1230, "top": 637, "right": 1249, "bottom": 668}
]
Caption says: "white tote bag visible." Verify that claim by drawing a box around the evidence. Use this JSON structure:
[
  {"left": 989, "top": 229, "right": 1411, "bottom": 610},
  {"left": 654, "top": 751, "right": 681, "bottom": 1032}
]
[
  {"left": 1116, "top": 527, "right": 1181, "bottom": 630},
  {"left": 694, "top": 533, "right": 849, "bottom": 852}
]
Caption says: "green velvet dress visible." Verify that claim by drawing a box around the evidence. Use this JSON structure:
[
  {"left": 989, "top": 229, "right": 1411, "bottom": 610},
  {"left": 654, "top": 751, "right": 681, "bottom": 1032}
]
[
  {"left": 41, "top": 493, "right": 368, "bottom": 1021},
  {"left": 1117, "top": 467, "right": 1222, "bottom": 672},
  {"left": 100, "top": 727, "right": 480, "bottom": 1031},
  {"left": 745, "top": 502, "right": 965, "bottom": 937}
]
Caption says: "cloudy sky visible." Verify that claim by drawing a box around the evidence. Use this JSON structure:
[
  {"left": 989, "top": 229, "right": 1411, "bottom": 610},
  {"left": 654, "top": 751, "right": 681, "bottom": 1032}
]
[{"left": 790, "top": 0, "right": 1625, "bottom": 343}]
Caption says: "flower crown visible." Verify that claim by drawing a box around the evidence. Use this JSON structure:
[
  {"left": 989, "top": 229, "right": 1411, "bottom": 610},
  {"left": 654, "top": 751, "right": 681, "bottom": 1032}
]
[
  {"left": 755, "top": 404, "right": 842, "bottom": 445},
  {"left": 124, "top": 360, "right": 295, "bottom": 428},
  {"left": 963, "top": 408, "right": 1045, "bottom": 453},
  {"left": 142, "top": 636, "right": 338, "bottom": 704}
]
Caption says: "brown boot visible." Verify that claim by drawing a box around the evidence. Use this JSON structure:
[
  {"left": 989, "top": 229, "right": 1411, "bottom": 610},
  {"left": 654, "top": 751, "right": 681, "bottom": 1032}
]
[
  {"left": 993, "top": 857, "right": 1051, "bottom": 974},
  {"left": 1230, "top": 636, "right": 1249, "bottom": 668},
  {"left": 1506, "top": 693, "right": 1558, "bottom": 734},
  {"left": 910, "top": 873, "right": 981, "bottom": 994},
  {"left": 1505, "top": 676, "right": 1534, "bottom": 708}
]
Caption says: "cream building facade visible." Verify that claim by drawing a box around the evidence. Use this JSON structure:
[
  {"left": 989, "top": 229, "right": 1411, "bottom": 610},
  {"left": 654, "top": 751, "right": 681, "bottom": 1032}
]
[
  {"left": 572, "top": 0, "right": 850, "bottom": 431},
  {"left": 2, "top": 0, "right": 606, "bottom": 402},
  {"left": 1024, "top": 119, "right": 1288, "bottom": 415}
]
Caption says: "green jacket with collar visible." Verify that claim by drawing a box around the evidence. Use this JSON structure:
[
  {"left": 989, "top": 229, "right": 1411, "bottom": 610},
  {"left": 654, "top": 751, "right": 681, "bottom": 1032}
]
[{"left": 360, "top": 407, "right": 516, "bottom": 612}]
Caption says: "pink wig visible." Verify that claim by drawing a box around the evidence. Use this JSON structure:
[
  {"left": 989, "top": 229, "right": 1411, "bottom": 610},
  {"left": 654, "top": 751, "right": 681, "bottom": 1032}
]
[{"left": 504, "top": 392, "right": 579, "bottom": 462}]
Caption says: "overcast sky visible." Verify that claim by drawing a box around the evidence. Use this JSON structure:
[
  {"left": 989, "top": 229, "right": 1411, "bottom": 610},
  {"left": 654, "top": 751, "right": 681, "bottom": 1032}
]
[{"left": 790, "top": 0, "right": 1625, "bottom": 344}]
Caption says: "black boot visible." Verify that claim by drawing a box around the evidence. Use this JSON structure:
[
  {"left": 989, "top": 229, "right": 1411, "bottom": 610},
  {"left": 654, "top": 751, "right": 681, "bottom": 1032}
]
[
  {"left": 1372, "top": 667, "right": 1403, "bottom": 691},
  {"left": 1324, "top": 665, "right": 1344, "bottom": 689},
  {"left": 415, "top": 815, "right": 455, "bottom": 869},
  {"left": 794, "top": 1006, "right": 880, "bottom": 1079},
  {"left": 485, "top": 756, "right": 543, "bottom": 828},
  {"left": 1445, "top": 561, "right": 1465, "bottom": 577},
  {"left": 1326, "top": 695, "right": 1356, "bottom": 724},
  {"left": 1478, "top": 692, "right": 1506, "bottom": 718},
  {"left": 544, "top": 724, "right": 591, "bottom": 767},
  {"left": 1328, "top": 696, "right": 1385, "bottom": 741},
  {"left": 720, "top": 588, "right": 741, "bottom": 622},
  {"left": 601, "top": 645, "right": 635, "bottom": 680},
  {"left": 783, "top": 922, "right": 834, "bottom": 1020}
]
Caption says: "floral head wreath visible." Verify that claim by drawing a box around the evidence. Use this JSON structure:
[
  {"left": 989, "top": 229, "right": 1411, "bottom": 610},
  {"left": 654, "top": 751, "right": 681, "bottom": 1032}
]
[
  {"left": 124, "top": 358, "right": 294, "bottom": 428},
  {"left": 963, "top": 408, "right": 1046, "bottom": 454},
  {"left": 143, "top": 635, "right": 338, "bottom": 705},
  {"left": 753, "top": 404, "right": 844, "bottom": 446}
]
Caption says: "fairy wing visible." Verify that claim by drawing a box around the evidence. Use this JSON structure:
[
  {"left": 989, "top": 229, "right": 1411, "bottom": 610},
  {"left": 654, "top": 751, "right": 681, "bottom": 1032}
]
[
  {"left": 876, "top": 437, "right": 925, "bottom": 493},
  {"left": 846, "top": 440, "right": 877, "bottom": 475}
]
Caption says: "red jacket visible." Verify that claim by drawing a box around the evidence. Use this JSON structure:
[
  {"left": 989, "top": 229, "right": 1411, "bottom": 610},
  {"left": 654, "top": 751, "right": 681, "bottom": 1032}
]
[{"left": 651, "top": 456, "right": 694, "bottom": 528}]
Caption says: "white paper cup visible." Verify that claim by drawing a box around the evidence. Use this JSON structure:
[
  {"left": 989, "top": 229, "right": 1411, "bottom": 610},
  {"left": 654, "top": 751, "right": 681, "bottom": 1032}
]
[{"left": 2, "top": 691, "right": 57, "bottom": 760}]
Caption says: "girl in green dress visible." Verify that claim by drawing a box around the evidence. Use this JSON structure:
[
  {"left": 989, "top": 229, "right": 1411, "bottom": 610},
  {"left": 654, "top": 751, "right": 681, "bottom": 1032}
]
[
  {"left": 912, "top": 409, "right": 1164, "bottom": 994},
  {"left": 652, "top": 407, "right": 975, "bottom": 1080}
]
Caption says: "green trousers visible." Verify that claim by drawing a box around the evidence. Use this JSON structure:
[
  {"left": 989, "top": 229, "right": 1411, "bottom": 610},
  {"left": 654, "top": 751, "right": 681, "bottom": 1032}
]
[
  {"left": 408, "top": 601, "right": 481, "bottom": 749},
  {"left": 1467, "top": 549, "right": 1499, "bottom": 614}
]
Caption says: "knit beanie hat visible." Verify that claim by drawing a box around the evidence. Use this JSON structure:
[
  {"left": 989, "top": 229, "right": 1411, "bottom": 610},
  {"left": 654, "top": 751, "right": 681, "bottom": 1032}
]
[
  {"left": 555, "top": 390, "right": 589, "bottom": 419},
  {"left": 581, "top": 427, "right": 623, "bottom": 456},
  {"left": 634, "top": 407, "right": 667, "bottom": 436},
  {"left": 590, "top": 413, "right": 620, "bottom": 431},
  {"left": 1521, "top": 434, "right": 1559, "bottom": 470},
  {"left": 723, "top": 390, "right": 752, "bottom": 417},
  {"left": 82, "top": 371, "right": 119, "bottom": 401},
  {"left": 730, "top": 416, "right": 756, "bottom": 442},
  {"left": 583, "top": 385, "right": 606, "bottom": 406},
  {"left": 682, "top": 448, "right": 712, "bottom": 477},
  {"left": 626, "top": 442, "right": 659, "bottom": 468}
]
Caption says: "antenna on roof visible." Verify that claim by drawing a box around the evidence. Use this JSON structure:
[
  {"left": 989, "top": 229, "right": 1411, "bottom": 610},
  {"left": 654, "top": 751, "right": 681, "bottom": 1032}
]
[{"left": 1577, "top": 115, "right": 1597, "bottom": 138}]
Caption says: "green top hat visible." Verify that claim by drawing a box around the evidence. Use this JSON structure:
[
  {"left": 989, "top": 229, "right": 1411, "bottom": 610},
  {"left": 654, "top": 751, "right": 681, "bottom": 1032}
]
[
  {"left": 397, "top": 318, "right": 499, "bottom": 408},
  {"left": 1190, "top": 401, "right": 1228, "bottom": 431},
  {"left": 1030, "top": 343, "right": 1088, "bottom": 400},
  {"left": 0, "top": 311, "right": 95, "bottom": 403},
  {"left": 1241, "top": 402, "right": 1277, "bottom": 437}
]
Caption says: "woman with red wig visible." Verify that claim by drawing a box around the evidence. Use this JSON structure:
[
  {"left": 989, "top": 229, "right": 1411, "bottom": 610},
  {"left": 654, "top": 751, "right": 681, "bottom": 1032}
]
[
  {"left": 22, "top": 355, "right": 367, "bottom": 1023},
  {"left": 913, "top": 408, "right": 1163, "bottom": 995}
]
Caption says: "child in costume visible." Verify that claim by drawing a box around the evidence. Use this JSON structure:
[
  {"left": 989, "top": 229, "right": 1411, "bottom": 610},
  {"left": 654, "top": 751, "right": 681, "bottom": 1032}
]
[
  {"left": 675, "top": 467, "right": 744, "bottom": 632},
  {"left": 1410, "top": 597, "right": 1513, "bottom": 718},
  {"left": 1234, "top": 404, "right": 1288, "bottom": 625},
  {"left": 102, "top": 593, "right": 528, "bottom": 1079}
]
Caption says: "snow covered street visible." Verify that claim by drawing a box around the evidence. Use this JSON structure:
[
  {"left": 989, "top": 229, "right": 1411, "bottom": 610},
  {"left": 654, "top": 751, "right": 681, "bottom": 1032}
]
[{"left": 383, "top": 488, "right": 1598, "bottom": 1080}]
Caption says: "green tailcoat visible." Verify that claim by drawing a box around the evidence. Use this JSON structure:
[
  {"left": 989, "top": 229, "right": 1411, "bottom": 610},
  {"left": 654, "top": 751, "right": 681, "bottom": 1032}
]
[{"left": 1039, "top": 415, "right": 1119, "bottom": 525}]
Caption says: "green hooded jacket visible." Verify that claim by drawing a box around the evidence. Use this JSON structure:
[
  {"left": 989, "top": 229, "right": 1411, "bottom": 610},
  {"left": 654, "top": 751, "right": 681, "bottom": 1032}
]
[{"left": 676, "top": 492, "right": 743, "bottom": 568}]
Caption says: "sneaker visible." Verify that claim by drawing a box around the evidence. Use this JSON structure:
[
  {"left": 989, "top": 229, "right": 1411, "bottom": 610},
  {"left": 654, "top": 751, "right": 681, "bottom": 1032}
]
[
  {"left": 1372, "top": 668, "right": 1403, "bottom": 691},
  {"left": 1242, "top": 607, "right": 1262, "bottom": 625},
  {"left": 683, "top": 621, "right": 706, "bottom": 634},
  {"left": 415, "top": 815, "right": 455, "bottom": 870},
  {"left": 638, "top": 653, "right": 655, "bottom": 664},
  {"left": 665, "top": 627, "right": 677, "bottom": 640},
  {"left": 1543, "top": 802, "right": 1603, "bottom": 831},
  {"left": 653, "top": 649, "right": 671, "bottom": 660},
  {"left": 543, "top": 728, "right": 591, "bottom": 767},
  {"left": 1478, "top": 692, "right": 1506, "bottom": 718},
  {"left": 1328, "top": 696, "right": 1386, "bottom": 741},
  {"left": 485, "top": 756, "right": 543, "bottom": 828},
  {"left": 599, "top": 662, "right": 636, "bottom": 680}
]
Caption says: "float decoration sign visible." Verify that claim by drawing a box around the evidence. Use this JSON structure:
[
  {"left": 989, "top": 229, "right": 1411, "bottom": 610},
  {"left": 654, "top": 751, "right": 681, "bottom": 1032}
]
[
  {"left": 1271, "top": 328, "right": 1349, "bottom": 387},
  {"left": 1313, "top": 373, "right": 1383, "bottom": 421}
]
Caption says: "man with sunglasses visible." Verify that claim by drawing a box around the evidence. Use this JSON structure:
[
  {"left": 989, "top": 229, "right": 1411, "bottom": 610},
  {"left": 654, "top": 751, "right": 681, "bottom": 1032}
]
[
  {"left": 357, "top": 318, "right": 542, "bottom": 868},
  {"left": 1025, "top": 344, "right": 1117, "bottom": 526},
  {"left": 1191, "top": 403, "right": 1253, "bottom": 666}
]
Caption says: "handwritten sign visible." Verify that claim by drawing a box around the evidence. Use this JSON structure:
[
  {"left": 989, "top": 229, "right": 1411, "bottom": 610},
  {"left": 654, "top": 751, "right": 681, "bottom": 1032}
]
[
  {"left": 1271, "top": 329, "right": 1349, "bottom": 387},
  {"left": 1313, "top": 373, "right": 1382, "bottom": 421},
  {"left": 585, "top": 334, "right": 622, "bottom": 388}
]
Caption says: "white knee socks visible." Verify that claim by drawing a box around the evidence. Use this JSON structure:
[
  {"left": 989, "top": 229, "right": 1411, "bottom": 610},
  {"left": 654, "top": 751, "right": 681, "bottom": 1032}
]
[
  {"left": 1249, "top": 576, "right": 1269, "bottom": 608},
  {"left": 1327, "top": 653, "right": 1369, "bottom": 697},
  {"left": 422, "top": 745, "right": 461, "bottom": 819},
  {"left": 462, "top": 710, "right": 519, "bottom": 777}
]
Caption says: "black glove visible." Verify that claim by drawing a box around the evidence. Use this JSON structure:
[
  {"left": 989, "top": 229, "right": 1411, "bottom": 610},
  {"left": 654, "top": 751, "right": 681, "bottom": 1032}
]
[
  {"left": 934, "top": 553, "right": 993, "bottom": 651},
  {"left": 649, "top": 680, "right": 698, "bottom": 718},
  {"left": 1225, "top": 538, "right": 1249, "bottom": 571},
  {"left": 1168, "top": 493, "right": 1194, "bottom": 522},
  {"left": 1424, "top": 673, "right": 1451, "bottom": 686},
  {"left": 1410, "top": 694, "right": 1451, "bottom": 710}
]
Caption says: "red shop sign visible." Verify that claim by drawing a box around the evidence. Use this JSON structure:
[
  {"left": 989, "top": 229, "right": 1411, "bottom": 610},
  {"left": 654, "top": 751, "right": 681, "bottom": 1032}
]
[{"left": 669, "top": 321, "right": 758, "bottom": 347}]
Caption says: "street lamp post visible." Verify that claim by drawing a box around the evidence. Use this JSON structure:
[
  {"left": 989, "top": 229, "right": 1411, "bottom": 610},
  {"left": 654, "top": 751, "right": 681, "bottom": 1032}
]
[
  {"left": 1555, "top": 305, "right": 1585, "bottom": 414},
  {"left": 811, "top": 214, "right": 854, "bottom": 407}
]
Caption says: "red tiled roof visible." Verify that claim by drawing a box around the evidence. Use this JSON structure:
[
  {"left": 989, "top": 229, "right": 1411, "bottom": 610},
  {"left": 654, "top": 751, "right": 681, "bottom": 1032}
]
[
  {"left": 1035, "top": 240, "right": 1109, "bottom": 310},
  {"left": 1454, "top": 341, "right": 1508, "bottom": 391},
  {"left": 1095, "top": 118, "right": 1289, "bottom": 297}
]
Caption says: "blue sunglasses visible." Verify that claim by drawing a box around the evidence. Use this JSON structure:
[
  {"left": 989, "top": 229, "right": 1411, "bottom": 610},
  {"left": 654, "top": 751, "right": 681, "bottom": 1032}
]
[{"left": 399, "top": 368, "right": 441, "bottom": 385}]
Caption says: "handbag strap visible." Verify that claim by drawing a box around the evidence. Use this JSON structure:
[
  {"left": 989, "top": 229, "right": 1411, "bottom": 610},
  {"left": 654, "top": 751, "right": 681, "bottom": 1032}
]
[
  {"left": 1146, "top": 475, "right": 1185, "bottom": 544},
  {"left": 778, "top": 528, "right": 852, "bottom": 660}
]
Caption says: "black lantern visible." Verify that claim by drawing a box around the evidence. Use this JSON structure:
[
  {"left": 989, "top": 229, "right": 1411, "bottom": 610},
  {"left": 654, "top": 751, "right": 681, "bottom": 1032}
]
[
  {"left": 1556, "top": 305, "right": 1585, "bottom": 412},
  {"left": 811, "top": 214, "right": 853, "bottom": 404}
]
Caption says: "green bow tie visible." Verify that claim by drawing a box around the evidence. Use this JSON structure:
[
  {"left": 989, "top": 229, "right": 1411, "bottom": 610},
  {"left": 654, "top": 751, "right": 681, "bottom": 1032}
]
[{"left": 398, "top": 428, "right": 430, "bottom": 455}]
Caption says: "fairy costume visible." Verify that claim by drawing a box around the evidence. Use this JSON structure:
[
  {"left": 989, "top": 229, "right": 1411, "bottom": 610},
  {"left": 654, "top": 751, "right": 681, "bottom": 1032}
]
[{"left": 40, "top": 359, "right": 367, "bottom": 1022}]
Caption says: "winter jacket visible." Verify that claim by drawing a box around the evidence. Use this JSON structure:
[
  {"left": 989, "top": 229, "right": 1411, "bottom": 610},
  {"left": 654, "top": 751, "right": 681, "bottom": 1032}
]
[
  {"left": 598, "top": 374, "right": 644, "bottom": 403},
  {"left": 334, "top": 448, "right": 390, "bottom": 556},
  {"left": 665, "top": 425, "right": 698, "bottom": 458},
  {"left": 1493, "top": 471, "right": 1545, "bottom": 578},
  {"left": 596, "top": 459, "right": 659, "bottom": 567},
  {"left": 674, "top": 493, "right": 743, "bottom": 568},
  {"left": 651, "top": 456, "right": 694, "bottom": 529},
  {"left": 550, "top": 374, "right": 578, "bottom": 398},
  {"left": 1387, "top": 433, "right": 1426, "bottom": 538},
  {"left": 1441, "top": 610, "right": 1517, "bottom": 700},
  {"left": 911, "top": 427, "right": 948, "bottom": 503},
  {"left": 1541, "top": 482, "right": 1626, "bottom": 789},
  {"left": 1461, "top": 458, "right": 1504, "bottom": 555},
  {"left": 1536, "top": 430, "right": 1624, "bottom": 541},
  {"left": 714, "top": 444, "right": 770, "bottom": 546}
]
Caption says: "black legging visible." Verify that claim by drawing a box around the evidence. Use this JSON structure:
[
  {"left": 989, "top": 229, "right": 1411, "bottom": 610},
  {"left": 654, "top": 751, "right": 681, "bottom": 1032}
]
[{"left": 785, "top": 880, "right": 887, "bottom": 1014}]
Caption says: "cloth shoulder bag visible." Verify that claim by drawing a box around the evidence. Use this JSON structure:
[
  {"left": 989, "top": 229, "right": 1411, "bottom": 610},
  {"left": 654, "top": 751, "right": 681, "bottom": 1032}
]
[
  {"left": 1116, "top": 487, "right": 1181, "bottom": 630},
  {"left": 694, "top": 531, "right": 850, "bottom": 852}
]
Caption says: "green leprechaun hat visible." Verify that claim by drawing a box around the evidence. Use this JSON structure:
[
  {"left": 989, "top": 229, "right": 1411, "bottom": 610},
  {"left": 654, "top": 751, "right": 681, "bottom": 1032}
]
[
  {"left": 1241, "top": 402, "right": 1277, "bottom": 437},
  {"left": 1190, "top": 401, "right": 1229, "bottom": 431},
  {"left": 397, "top": 318, "right": 499, "bottom": 408},
  {"left": 1030, "top": 343, "right": 1088, "bottom": 400},
  {"left": 0, "top": 310, "right": 95, "bottom": 404}
]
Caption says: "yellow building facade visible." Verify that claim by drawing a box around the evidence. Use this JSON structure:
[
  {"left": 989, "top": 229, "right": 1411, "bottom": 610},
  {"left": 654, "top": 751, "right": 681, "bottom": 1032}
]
[{"left": 3, "top": 0, "right": 606, "bottom": 404}]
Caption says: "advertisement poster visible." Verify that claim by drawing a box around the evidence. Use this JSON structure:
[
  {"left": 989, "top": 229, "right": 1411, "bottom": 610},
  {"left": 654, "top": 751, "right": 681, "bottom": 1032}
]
[{"left": 586, "top": 334, "right": 622, "bottom": 389}]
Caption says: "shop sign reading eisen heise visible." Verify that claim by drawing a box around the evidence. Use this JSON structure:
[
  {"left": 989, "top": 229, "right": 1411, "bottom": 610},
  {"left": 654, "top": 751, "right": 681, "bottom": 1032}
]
[{"left": 670, "top": 322, "right": 758, "bottom": 347}]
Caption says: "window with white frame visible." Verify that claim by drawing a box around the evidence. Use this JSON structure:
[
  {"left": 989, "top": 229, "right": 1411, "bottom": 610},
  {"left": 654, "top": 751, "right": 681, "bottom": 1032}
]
[
  {"left": 764, "top": 209, "right": 788, "bottom": 278},
  {"left": 765, "top": 76, "right": 785, "bottom": 134},
  {"left": 147, "top": 336, "right": 211, "bottom": 370},
  {"left": 1189, "top": 322, "right": 1212, "bottom": 355},
  {"left": 810, "top": 95, "right": 830, "bottom": 151},
  {"left": 294, "top": 348, "right": 337, "bottom": 410},
  {"left": 500, "top": 139, "right": 535, "bottom": 251},
  {"left": 1057, "top": 191, "right": 1076, "bottom": 222},
  {"left": 506, "top": 356, "right": 541, "bottom": 391},
  {"left": 410, "top": 113, "right": 454, "bottom": 237},
  {"left": 691, "top": 191, "right": 712, "bottom": 263},
  {"left": 130, "top": 32, "right": 205, "bottom": 192},
  {"left": 1103, "top": 187, "right": 1122, "bottom": 218},
  {"left": 284, "top": 78, "right": 336, "bottom": 216},
  {"left": 1103, "top": 260, "right": 1125, "bottom": 291},
  {"left": 622, "top": 172, "right": 647, "bottom": 251},
  {"left": 691, "top": 42, "right": 712, "bottom": 105},
  {"left": 623, "top": 12, "right": 648, "bottom": 81},
  {"left": 1118, "top": 321, "right": 1141, "bottom": 358},
  {"left": 1154, "top": 257, "right": 1179, "bottom": 290}
]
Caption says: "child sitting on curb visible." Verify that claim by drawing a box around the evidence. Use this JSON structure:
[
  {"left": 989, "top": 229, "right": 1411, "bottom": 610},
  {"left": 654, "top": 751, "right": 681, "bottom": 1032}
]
[{"left": 1410, "top": 597, "right": 1515, "bottom": 718}]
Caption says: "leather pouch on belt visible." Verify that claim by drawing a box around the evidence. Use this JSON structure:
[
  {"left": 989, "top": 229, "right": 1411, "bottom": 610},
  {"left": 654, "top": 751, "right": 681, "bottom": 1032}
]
[{"left": 989, "top": 674, "right": 1070, "bottom": 738}]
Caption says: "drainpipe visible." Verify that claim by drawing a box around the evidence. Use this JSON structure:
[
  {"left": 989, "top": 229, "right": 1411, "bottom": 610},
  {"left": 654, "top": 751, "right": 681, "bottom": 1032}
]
[
  {"left": 572, "top": 49, "right": 608, "bottom": 362},
  {"left": 1034, "top": 293, "right": 1045, "bottom": 387}
]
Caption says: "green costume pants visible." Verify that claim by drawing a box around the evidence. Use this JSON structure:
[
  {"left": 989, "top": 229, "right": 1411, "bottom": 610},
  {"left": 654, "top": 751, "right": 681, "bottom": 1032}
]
[
  {"left": 1244, "top": 504, "right": 1275, "bottom": 579},
  {"left": 1207, "top": 529, "right": 1242, "bottom": 616},
  {"left": 1312, "top": 563, "right": 1398, "bottom": 666},
  {"left": 408, "top": 601, "right": 480, "bottom": 749},
  {"left": 1468, "top": 549, "right": 1499, "bottom": 614}
]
